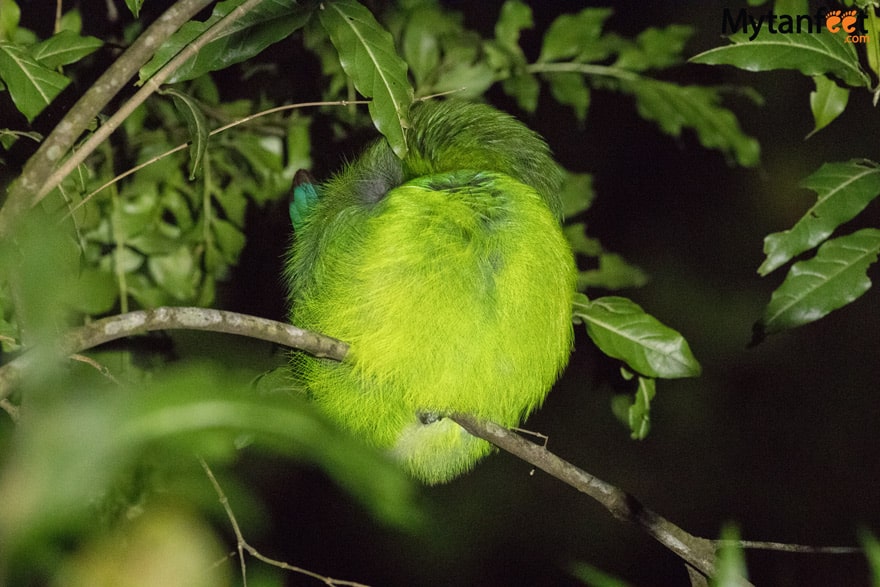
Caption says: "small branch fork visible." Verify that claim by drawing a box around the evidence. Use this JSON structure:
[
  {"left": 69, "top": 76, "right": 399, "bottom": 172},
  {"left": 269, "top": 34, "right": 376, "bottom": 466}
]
[
  {"left": 0, "top": 307, "right": 862, "bottom": 585},
  {"left": 199, "top": 458, "right": 371, "bottom": 587}
]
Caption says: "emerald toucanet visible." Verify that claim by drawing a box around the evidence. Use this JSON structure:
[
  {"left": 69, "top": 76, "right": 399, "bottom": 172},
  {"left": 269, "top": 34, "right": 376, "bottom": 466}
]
[{"left": 285, "top": 101, "right": 575, "bottom": 484}]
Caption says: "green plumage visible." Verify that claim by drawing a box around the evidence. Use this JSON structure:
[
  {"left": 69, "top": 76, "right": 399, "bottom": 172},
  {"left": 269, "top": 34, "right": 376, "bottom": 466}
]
[{"left": 285, "top": 101, "right": 575, "bottom": 484}]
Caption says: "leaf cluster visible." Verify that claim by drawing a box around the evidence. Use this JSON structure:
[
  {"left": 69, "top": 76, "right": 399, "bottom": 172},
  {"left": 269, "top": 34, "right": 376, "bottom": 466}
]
[{"left": 692, "top": 2, "right": 880, "bottom": 341}]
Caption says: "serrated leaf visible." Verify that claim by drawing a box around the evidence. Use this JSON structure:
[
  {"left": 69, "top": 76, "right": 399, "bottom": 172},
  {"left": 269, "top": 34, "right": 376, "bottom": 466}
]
[
  {"left": 29, "top": 30, "right": 103, "bottom": 68},
  {"left": 757, "top": 228, "right": 880, "bottom": 337},
  {"left": 162, "top": 88, "right": 209, "bottom": 180},
  {"left": 690, "top": 32, "right": 869, "bottom": 89},
  {"left": 539, "top": 7, "right": 613, "bottom": 63},
  {"left": 573, "top": 294, "right": 701, "bottom": 378},
  {"left": 0, "top": 41, "right": 69, "bottom": 122},
  {"left": 759, "top": 160, "right": 880, "bottom": 275},
  {"left": 623, "top": 79, "right": 760, "bottom": 167},
  {"left": 140, "top": 0, "right": 312, "bottom": 85},
  {"left": 807, "top": 75, "right": 849, "bottom": 138},
  {"left": 319, "top": 0, "right": 413, "bottom": 158}
]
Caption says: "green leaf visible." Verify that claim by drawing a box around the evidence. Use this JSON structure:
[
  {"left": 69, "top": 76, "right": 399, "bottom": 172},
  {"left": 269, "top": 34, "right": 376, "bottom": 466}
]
[
  {"left": 759, "top": 161, "right": 880, "bottom": 275},
  {"left": 0, "top": 0, "right": 21, "bottom": 42},
  {"left": 140, "top": 0, "right": 313, "bottom": 85},
  {"left": 401, "top": 4, "right": 451, "bottom": 88},
  {"left": 211, "top": 218, "right": 246, "bottom": 263},
  {"left": 560, "top": 172, "right": 595, "bottom": 219},
  {"left": 29, "top": 30, "right": 103, "bottom": 68},
  {"left": 690, "top": 32, "right": 869, "bottom": 89},
  {"left": 57, "top": 8, "right": 82, "bottom": 34},
  {"left": 569, "top": 561, "right": 634, "bottom": 587},
  {"left": 573, "top": 294, "right": 701, "bottom": 378},
  {"left": 757, "top": 228, "right": 880, "bottom": 337},
  {"left": 563, "top": 223, "right": 602, "bottom": 258},
  {"left": 67, "top": 268, "right": 118, "bottom": 315},
  {"left": 544, "top": 72, "right": 589, "bottom": 122},
  {"left": 865, "top": 9, "right": 880, "bottom": 82},
  {"left": 711, "top": 524, "right": 748, "bottom": 587},
  {"left": 614, "top": 25, "right": 694, "bottom": 72},
  {"left": 125, "top": 0, "right": 144, "bottom": 18},
  {"left": 148, "top": 246, "right": 201, "bottom": 301},
  {"left": 623, "top": 79, "right": 760, "bottom": 167},
  {"left": 428, "top": 32, "right": 495, "bottom": 98},
  {"left": 612, "top": 371, "right": 656, "bottom": 440},
  {"left": 162, "top": 88, "right": 209, "bottom": 180},
  {"left": 0, "top": 41, "right": 69, "bottom": 122},
  {"left": 539, "top": 7, "right": 613, "bottom": 63},
  {"left": 494, "top": 0, "right": 532, "bottom": 53},
  {"left": 806, "top": 75, "right": 849, "bottom": 138},
  {"left": 579, "top": 253, "right": 649, "bottom": 291},
  {"left": 859, "top": 528, "right": 880, "bottom": 587},
  {"left": 319, "top": 0, "right": 413, "bottom": 158},
  {"left": 501, "top": 72, "right": 539, "bottom": 113}
]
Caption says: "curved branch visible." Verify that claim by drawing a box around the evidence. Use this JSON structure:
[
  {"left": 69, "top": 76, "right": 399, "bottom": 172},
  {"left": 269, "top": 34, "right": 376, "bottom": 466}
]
[
  {"left": 0, "top": 307, "right": 860, "bottom": 587},
  {"left": 0, "top": 307, "right": 348, "bottom": 402},
  {"left": 450, "top": 413, "right": 733, "bottom": 584}
]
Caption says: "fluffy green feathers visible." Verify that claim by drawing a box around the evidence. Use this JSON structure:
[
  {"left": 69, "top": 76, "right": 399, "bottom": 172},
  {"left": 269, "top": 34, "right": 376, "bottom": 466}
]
[{"left": 286, "top": 101, "right": 575, "bottom": 484}]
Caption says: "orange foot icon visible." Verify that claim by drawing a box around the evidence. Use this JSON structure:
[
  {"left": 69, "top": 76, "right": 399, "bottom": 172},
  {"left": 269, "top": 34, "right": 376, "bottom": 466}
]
[{"left": 825, "top": 9, "right": 859, "bottom": 34}]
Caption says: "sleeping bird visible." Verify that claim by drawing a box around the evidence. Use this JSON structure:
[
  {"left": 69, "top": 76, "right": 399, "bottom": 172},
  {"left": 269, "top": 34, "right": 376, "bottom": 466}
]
[{"left": 285, "top": 101, "right": 575, "bottom": 484}]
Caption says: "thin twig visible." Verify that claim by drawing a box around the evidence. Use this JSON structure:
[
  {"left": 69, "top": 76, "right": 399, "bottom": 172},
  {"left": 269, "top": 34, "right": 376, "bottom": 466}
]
[
  {"left": 65, "top": 99, "right": 370, "bottom": 218},
  {"left": 733, "top": 540, "right": 862, "bottom": 554},
  {"left": 69, "top": 353, "right": 121, "bottom": 385},
  {"left": 199, "top": 457, "right": 372, "bottom": 587}
]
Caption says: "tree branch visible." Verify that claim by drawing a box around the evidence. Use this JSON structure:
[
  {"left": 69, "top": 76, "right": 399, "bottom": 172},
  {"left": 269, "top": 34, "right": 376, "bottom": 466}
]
[
  {"left": 0, "top": 0, "right": 215, "bottom": 238},
  {"left": 199, "top": 457, "right": 372, "bottom": 587},
  {"left": 450, "top": 413, "right": 740, "bottom": 585},
  {"left": 29, "top": 0, "right": 268, "bottom": 213},
  {"left": 0, "top": 307, "right": 348, "bottom": 402},
  {"left": 0, "top": 307, "right": 860, "bottom": 586}
]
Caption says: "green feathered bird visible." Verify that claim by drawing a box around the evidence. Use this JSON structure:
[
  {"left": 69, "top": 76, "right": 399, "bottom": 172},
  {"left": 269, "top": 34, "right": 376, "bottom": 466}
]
[{"left": 285, "top": 101, "right": 575, "bottom": 484}]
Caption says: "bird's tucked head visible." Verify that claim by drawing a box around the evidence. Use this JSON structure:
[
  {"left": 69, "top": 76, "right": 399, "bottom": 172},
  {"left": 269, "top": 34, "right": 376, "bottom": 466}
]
[{"left": 403, "top": 101, "right": 564, "bottom": 217}]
